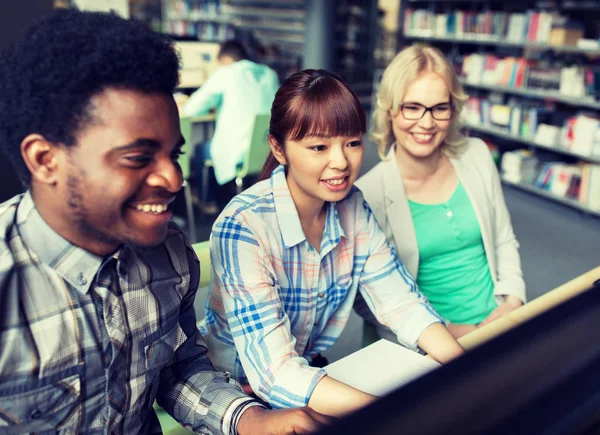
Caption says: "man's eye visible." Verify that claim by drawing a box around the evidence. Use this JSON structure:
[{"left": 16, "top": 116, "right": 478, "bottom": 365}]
[
  {"left": 171, "top": 150, "right": 185, "bottom": 161},
  {"left": 125, "top": 155, "right": 152, "bottom": 166}
]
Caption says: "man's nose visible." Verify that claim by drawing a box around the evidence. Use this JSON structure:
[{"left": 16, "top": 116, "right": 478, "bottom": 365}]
[{"left": 147, "top": 157, "right": 184, "bottom": 193}]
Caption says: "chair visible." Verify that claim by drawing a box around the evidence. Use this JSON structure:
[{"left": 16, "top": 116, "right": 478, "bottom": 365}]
[
  {"left": 192, "top": 240, "right": 211, "bottom": 289},
  {"left": 234, "top": 113, "right": 271, "bottom": 194},
  {"left": 201, "top": 113, "right": 271, "bottom": 201},
  {"left": 179, "top": 116, "right": 196, "bottom": 243},
  {"left": 362, "top": 322, "right": 379, "bottom": 348}
]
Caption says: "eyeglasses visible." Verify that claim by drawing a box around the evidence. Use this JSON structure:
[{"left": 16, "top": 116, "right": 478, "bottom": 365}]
[{"left": 399, "top": 102, "right": 453, "bottom": 121}]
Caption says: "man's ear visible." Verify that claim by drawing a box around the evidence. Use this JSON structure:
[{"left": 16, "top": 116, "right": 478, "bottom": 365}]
[
  {"left": 268, "top": 135, "right": 287, "bottom": 166},
  {"left": 20, "top": 134, "right": 63, "bottom": 186}
]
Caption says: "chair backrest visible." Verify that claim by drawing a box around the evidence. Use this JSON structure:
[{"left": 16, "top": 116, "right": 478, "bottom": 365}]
[
  {"left": 192, "top": 240, "right": 211, "bottom": 288},
  {"left": 179, "top": 116, "right": 193, "bottom": 181},
  {"left": 238, "top": 113, "right": 271, "bottom": 178}
]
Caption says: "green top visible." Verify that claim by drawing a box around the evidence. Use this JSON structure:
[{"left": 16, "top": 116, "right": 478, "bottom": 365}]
[{"left": 408, "top": 182, "right": 496, "bottom": 324}]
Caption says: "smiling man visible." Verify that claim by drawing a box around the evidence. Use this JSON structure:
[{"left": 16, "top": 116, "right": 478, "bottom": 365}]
[{"left": 0, "top": 8, "right": 328, "bottom": 435}]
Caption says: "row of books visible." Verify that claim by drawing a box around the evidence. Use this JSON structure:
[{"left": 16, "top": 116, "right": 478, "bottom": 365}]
[
  {"left": 164, "top": 20, "right": 236, "bottom": 40},
  {"left": 463, "top": 97, "right": 600, "bottom": 157},
  {"left": 500, "top": 150, "right": 600, "bottom": 210},
  {"left": 164, "top": 0, "right": 224, "bottom": 21},
  {"left": 460, "top": 53, "right": 600, "bottom": 100},
  {"left": 403, "top": 9, "right": 581, "bottom": 46}
]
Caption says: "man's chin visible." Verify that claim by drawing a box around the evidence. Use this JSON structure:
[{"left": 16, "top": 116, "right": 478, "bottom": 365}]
[{"left": 128, "top": 234, "right": 168, "bottom": 251}]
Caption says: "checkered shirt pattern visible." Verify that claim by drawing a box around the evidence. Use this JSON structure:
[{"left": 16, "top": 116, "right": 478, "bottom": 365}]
[
  {"left": 199, "top": 165, "right": 443, "bottom": 409},
  {"left": 0, "top": 192, "right": 260, "bottom": 434}
]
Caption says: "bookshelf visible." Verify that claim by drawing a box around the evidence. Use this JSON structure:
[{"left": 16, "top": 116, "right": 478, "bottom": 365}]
[
  {"left": 502, "top": 177, "right": 600, "bottom": 218},
  {"left": 332, "top": 0, "right": 380, "bottom": 108},
  {"left": 396, "top": 0, "right": 600, "bottom": 216},
  {"left": 464, "top": 123, "right": 600, "bottom": 164}
]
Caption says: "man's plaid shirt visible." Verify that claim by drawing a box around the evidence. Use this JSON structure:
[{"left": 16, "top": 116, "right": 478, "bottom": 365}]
[{"left": 0, "top": 192, "right": 260, "bottom": 434}]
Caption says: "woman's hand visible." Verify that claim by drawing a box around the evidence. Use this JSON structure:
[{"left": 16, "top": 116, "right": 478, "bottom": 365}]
[
  {"left": 237, "top": 406, "right": 334, "bottom": 435},
  {"left": 478, "top": 295, "right": 523, "bottom": 327}
]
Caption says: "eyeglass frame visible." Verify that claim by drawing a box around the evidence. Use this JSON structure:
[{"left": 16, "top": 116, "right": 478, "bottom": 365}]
[{"left": 398, "top": 102, "right": 454, "bottom": 121}]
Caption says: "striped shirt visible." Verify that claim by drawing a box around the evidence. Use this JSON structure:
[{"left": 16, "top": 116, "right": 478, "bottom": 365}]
[
  {"left": 0, "top": 192, "right": 259, "bottom": 434},
  {"left": 198, "top": 165, "right": 442, "bottom": 409}
]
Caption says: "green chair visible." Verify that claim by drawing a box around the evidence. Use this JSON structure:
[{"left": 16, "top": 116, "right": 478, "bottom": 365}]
[
  {"left": 154, "top": 402, "right": 195, "bottom": 435},
  {"left": 192, "top": 240, "right": 211, "bottom": 289},
  {"left": 233, "top": 113, "right": 271, "bottom": 194},
  {"left": 179, "top": 116, "right": 196, "bottom": 243},
  {"left": 362, "top": 322, "right": 380, "bottom": 348}
]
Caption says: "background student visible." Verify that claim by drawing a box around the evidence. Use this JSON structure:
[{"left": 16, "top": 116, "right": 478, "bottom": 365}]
[
  {"left": 199, "top": 69, "right": 464, "bottom": 418},
  {"left": 182, "top": 40, "right": 279, "bottom": 214},
  {"left": 0, "top": 9, "right": 328, "bottom": 434},
  {"left": 356, "top": 46, "right": 526, "bottom": 340}
]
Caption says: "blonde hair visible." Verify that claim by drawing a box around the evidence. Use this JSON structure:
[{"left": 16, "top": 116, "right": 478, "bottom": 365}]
[{"left": 371, "top": 45, "right": 468, "bottom": 159}]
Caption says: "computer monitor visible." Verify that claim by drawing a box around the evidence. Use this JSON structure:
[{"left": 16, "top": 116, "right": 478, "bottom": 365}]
[{"left": 322, "top": 281, "right": 600, "bottom": 435}]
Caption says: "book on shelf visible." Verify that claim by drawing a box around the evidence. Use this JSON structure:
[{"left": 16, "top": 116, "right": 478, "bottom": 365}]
[
  {"left": 404, "top": 8, "right": 584, "bottom": 48},
  {"left": 501, "top": 149, "right": 538, "bottom": 184},
  {"left": 528, "top": 161, "right": 600, "bottom": 210},
  {"left": 460, "top": 53, "right": 600, "bottom": 102}
]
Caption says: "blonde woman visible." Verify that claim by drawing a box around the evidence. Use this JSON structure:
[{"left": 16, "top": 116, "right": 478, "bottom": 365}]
[{"left": 356, "top": 46, "right": 526, "bottom": 339}]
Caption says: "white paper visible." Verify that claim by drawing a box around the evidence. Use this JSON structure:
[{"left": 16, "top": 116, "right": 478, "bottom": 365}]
[
  {"left": 74, "top": 0, "right": 129, "bottom": 18},
  {"left": 324, "top": 339, "right": 441, "bottom": 397}
]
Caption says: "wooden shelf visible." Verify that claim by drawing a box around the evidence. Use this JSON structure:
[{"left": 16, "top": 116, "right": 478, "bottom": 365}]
[
  {"left": 463, "top": 123, "right": 600, "bottom": 164},
  {"left": 502, "top": 178, "right": 600, "bottom": 218},
  {"left": 404, "top": 33, "right": 600, "bottom": 55},
  {"left": 459, "top": 79, "right": 600, "bottom": 111}
]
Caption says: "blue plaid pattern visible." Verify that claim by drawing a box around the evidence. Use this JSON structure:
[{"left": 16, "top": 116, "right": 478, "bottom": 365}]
[
  {"left": 0, "top": 192, "right": 259, "bottom": 435},
  {"left": 199, "top": 165, "right": 443, "bottom": 409}
]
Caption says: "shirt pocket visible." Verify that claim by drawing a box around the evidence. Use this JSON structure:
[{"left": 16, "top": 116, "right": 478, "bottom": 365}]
[
  {"left": 142, "top": 324, "right": 182, "bottom": 400},
  {"left": 0, "top": 372, "right": 81, "bottom": 434}
]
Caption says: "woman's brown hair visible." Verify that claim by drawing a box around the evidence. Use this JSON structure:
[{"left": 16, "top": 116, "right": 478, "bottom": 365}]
[{"left": 259, "top": 69, "right": 367, "bottom": 180}]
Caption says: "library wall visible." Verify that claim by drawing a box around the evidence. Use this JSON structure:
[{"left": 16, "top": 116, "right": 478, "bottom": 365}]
[{"left": 0, "top": 0, "right": 54, "bottom": 202}]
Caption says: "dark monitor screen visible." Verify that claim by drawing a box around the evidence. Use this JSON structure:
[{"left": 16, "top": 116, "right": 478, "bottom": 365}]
[{"left": 322, "top": 281, "right": 600, "bottom": 435}]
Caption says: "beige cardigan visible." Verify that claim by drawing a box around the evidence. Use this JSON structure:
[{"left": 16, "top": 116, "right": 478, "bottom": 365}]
[{"left": 356, "top": 138, "right": 526, "bottom": 309}]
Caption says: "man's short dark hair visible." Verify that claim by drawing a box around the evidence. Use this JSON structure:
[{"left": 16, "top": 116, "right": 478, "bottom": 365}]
[
  {"left": 217, "top": 40, "right": 248, "bottom": 62},
  {"left": 0, "top": 8, "right": 181, "bottom": 186}
]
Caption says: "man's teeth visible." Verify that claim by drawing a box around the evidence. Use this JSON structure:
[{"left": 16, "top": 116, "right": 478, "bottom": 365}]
[
  {"left": 135, "top": 204, "right": 168, "bottom": 213},
  {"left": 413, "top": 133, "right": 433, "bottom": 140},
  {"left": 325, "top": 178, "right": 345, "bottom": 185}
]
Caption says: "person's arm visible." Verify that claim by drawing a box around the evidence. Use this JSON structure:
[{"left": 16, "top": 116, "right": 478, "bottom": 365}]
[
  {"left": 154, "top": 236, "right": 261, "bottom": 435},
  {"left": 156, "top": 233, "right": 329, "bottom": 435},
  {"left": 417, "top": 323, "right": 465, "bottom": 363},
  {"left": 211, "top": 215, "right": 375, "bottom": 416},
  {"left": 181, "top": 68, "right": 226, "bottom": 117},
  {"left": 355, "top": 196, "right": 464, "bottom": 363},
  {"left": 307, "top": 376, "right": 377, "bottom": 417}
]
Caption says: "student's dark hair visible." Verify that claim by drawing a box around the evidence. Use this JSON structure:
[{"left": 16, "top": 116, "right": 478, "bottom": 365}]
[
  {"left": 218, "top": 40, "right": 248, "bottom": 61},
  {"left": 0, "top": 8, "right": 180, "bottom": 186},
  {"left": 260, "top": 69, "right": 366, "bottom": 180}
]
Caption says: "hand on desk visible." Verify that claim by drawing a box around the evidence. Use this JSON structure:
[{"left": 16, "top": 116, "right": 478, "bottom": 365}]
[
  {"left": 478, "top": 295, "right": 523, "bottom": 328},
  {"left": 237, "top": 406, "right": 334, "bottom": 435}
]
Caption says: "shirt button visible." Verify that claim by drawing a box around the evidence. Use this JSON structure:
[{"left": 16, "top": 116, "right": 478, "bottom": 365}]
[
  {"left": 318, "top": 292, "right": 325, "bottom": 298},
  {"left": 446, "top": 211, "right": 453, "bottom": 218},
  {"left": 77, "top": 273, "right": 87, "bottom": 286}
]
